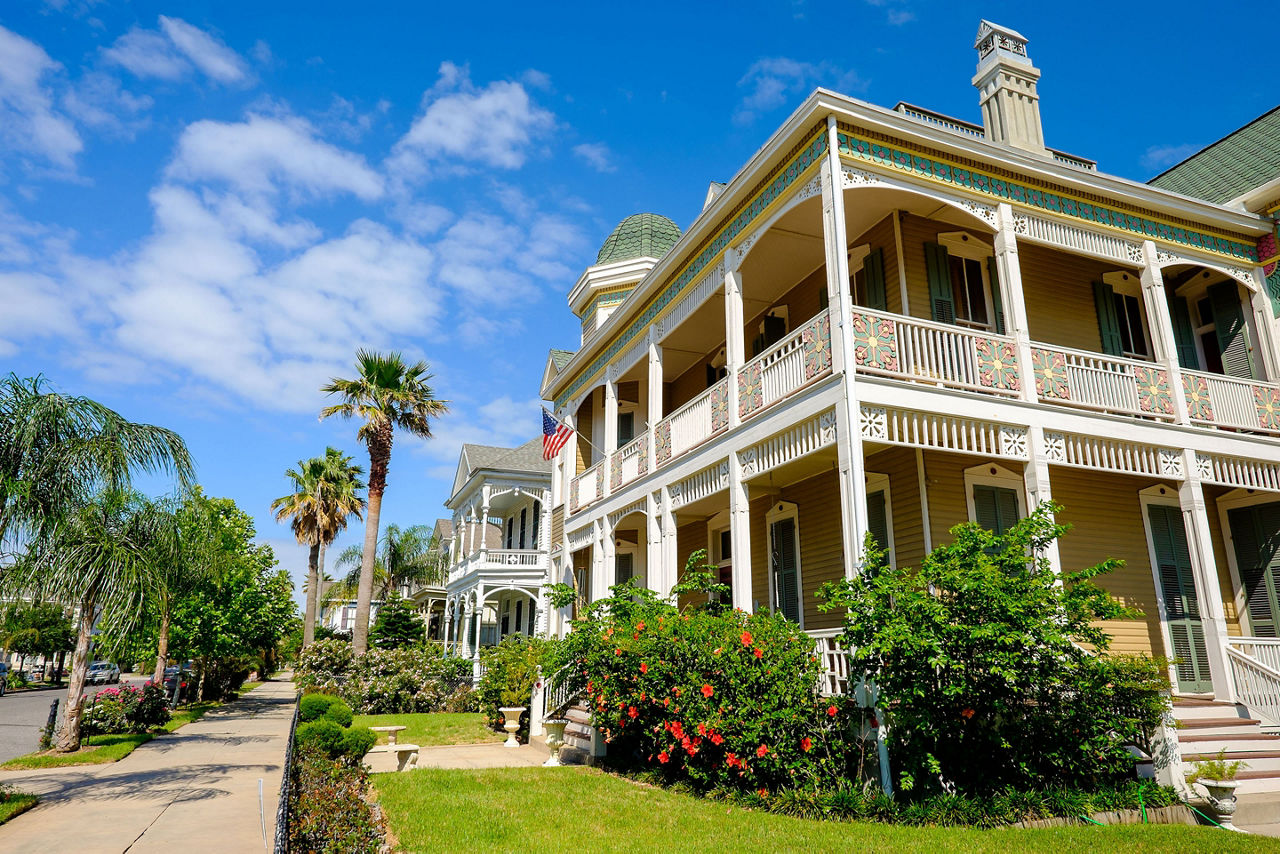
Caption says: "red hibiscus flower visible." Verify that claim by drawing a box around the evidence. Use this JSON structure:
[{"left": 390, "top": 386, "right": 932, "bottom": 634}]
[
  {"left": 827, "top": 705, "right": 838, "bottom": 717},
  {"left": 758, "top": 788, "right": 769, "bottom": 797},
  {"left": 628, "top": 706, "right": 638, "bottom": 719},
  {"left": 711, "top": 733, "right": 724, "bottom": 746},
  {"left": 658, "top": 751, "right": 669, "bottom": 764},
  {"left": 753, "top": 647, "right": 763, "bottom": 659},
  {"left": 614, "top": 648, "right": 622, "bottom": 656},
  {"left": 663, "top": 698, "right": 670, "bottom": 707},
  {"left": 701, "top": 684, "right": 714, "bottom": 698},
  {"left": 697, "top": 722, "right": 707, "bottom": 736},
  {"left": 725, "top": 753, "right": 738, "bottom": 767},
  {"left": 756, "top": 744, "right": 769, "bottom": 758},
  {"left": 801, "top": 736, "right": 813, "bottom": 752},
  {"left": 740, "top": 631, "right": 753, "bottom": 646},
  {"left": 961, "top": 708, "right": 975, "bottom": 720},
  {"left": 640, "top": 662, "right": 648, "bottom": 674},
  {"left": 636, "top": 621, "right": 645, "bottom": 631}
]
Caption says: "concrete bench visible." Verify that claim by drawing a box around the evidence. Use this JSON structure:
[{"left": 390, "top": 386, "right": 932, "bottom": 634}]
[
  {"left": 366, "top": 725, "right": 408, "bottom": 754},
  {"left": 391, "top": 743, "right": 419, "bottom": 772}
]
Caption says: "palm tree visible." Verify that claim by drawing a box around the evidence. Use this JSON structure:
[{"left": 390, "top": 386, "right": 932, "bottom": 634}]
[
  {"left": 322, "top": 524, "right": 443, "bottom": 611},
  {"left": 10, "top": 491, "right": 167, "bottom": 750},
  {"left": 320, "top": 352, "right": 448, "bottom": 654},
  {"left": 271, "top": 448, "right": 365, "bottom": 647}
]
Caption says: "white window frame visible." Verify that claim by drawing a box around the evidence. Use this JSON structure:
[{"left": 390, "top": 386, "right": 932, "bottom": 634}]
[
  {"left": 962, "top": 462, "right": 1027, "bottom": 524},
  {"left": 1137, "top": 484, "right": 1196, "bottom": 691},
  {"left": 848, "top": 243, "right": 871, "bottom": 307},
  {"left": 705, "top": 508, "right": 732, "bottom": 587},
  {"left": 865, "top": 472, "right": 896, "bottom": 568},
  {"left": 1215, "top": 487, "right": 1280, "bottom": 638},
  {"left": 1103, "top": 270, "right": 1152, "bottom": 361},
  {"left": 765, "top": 500, "right": 804, "bottom": 630},
  {"left": 939, "top": 231, "right": 995, "bottom": 331}
]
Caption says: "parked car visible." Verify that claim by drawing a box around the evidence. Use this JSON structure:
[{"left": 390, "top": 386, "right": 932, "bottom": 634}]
[
  {"left": 0, "top": 661, "right": 8, "bottom": 697},
  {"left": 163, "top": 665, "right": 194, "bottom": 703},
  {"left": 87, "top": 661, "right": 121, "bottom": 684}
]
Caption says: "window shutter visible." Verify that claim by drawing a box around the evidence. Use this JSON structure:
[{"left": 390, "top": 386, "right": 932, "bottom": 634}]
[
  {"left": 1092, "top": 281, "right": 1124, "bottom": 356},
  {"left": 615, "top": 553, "right": 634, "bottom": 586},
  {"left": 1209, "top": 281, "right": 1255, "bottom": 380},
  {"left": 864, "top": 247, "right": 887, "bottom": 311},
  {"left": 505, "top": 518, "right": 513, "bottom": 549},
  {"left": 973, "top": 484, "right": 1019, "bottom": 536},
  {"left": 531, "top": 501, "right": 541, "bottom": 549},
  {"left": 987, "top": 255, "right": 1006, "bottom": 334},
  {"left": 764, "top": 314, "right": 787, "bottom": 348},
  {"left": 866, "top": 489, "right": 889, "bottom": 560},
  {"left": 1166, "top": 291, "right": 1200, "bottom": 369},
  {"left": 1229, "top": 504, "right": 1280, "bottom": 637},
  {"left": 771, "top": 518, "right": 800, "bottom": 623},
  {"left": 1149, "top": 503, "right": 1213, "bottom": 691},
  {"left": 519, "top": 508, "right": 528, "bottom": 549},
  {"left": 924, "top": 242, "right": 955, "bottom": 324}
]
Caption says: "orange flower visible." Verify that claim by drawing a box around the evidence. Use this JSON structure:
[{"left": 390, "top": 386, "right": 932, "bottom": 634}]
[
  {"left": 758, "top": 788, "right": 769, "bottom": 797},
  {"left": 801, "top": 736, "right": 813, "bottom": 752},
  {"left": 640, "top": 662, "right": 648, "bottom": 674},
  {"left": 725, "top": 752, "right": 738, "bottom": 767},
  {"left": 740, "top": 631, "right": 753, "bottom": 646},
  {"left": 701, "top": 684, "right": 714, "bottom": 698},
  {"left": 628, "top": 706, "right": 638, "bottom": 719},
  {"left": 827, "top": 705, "right": 838, "bottom": 717},
  {"left": 753, "top": 647, "right": 763, "bottom": 659},
  {"left": 711, "top": 733, "right": 724, "bottom": 746},
  {"left": 636, "top": 621, "right": 646, "bottom": 631},
  {"left": 658, "top": 751, "right": 669, "bottom": 764},
  {"left": 756, "top": 744, "right": 769, "bottom": 758},
  {"left": 961, "top": 707, "right": 975, "bottom": 720}
]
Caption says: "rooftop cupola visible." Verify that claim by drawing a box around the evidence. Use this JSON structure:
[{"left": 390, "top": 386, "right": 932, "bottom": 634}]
[
  {"left": 569, "top": 213, "right": 682, "bottom": 344},
  {"left": 972, "top": 20, "right": 1047, "bottom": 157}
]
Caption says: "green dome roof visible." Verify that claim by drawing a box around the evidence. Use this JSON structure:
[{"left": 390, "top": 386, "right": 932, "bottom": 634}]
[{"left": 595, "top": 213, "right": 682, "bottom": 266}]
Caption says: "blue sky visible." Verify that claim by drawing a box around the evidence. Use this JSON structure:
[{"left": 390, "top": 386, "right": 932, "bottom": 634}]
[{"left": 1, "top": 0, "right": 1274, "bottom": 602}]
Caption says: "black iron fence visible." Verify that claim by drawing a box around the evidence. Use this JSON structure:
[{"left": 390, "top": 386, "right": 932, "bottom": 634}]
[{"left": 273, "top": 696, "right": 300, "bottom": 854}]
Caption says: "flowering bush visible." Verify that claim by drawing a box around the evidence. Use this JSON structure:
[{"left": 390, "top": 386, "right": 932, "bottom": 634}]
[
  {"left": 476, "top": 635, "right": 549, "bottom": 735},
  {"left": 548, "top": 557, "right": 873, "bottom": 793},
  {"left": 294, "top": 639, "right": 472, "bottom": 714},
  {"left": 83, "top": 682, "right": 170, "bottom": 735}
]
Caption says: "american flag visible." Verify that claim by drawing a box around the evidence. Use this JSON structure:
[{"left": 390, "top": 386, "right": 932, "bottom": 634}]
[{"left": 542, "top": 407, "right": 574, "bottom": 460}]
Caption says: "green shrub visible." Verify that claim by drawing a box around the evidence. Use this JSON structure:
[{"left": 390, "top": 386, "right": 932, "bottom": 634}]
[
  {"left": 817, "top": 504, "right": 1171, "bottom": 796},
  {"left": 323, "top": 700, "right": 354, "bottom": 728},
  {"left": 295, "top": 640, "right": 469, "bottom": 714},
  {"left": 477, "top": 635, "right": 549, "bottom": 735},
  {"left": 300, "top": 693, "right": 339, "bottom": 723},
  {"left": 288, "top": 747, "right": 383, "bottom": 853},
  {"left": 339, "top": 726, "right": 377, "bottom": 762},
  {"left": 443, "top": 684, "right": 479, "bottom": 713},
  {"left": 296, "top": 719, "right": 344, "bottom": 756}
]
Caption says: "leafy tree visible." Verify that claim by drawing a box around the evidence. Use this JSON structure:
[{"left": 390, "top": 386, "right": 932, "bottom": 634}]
[
  {"left": 817, "top": 503, "right": 1169, "bottom": 796},
  {"left": 368, "top": 592, "right": 424, "bottom": 650},
  {"left": 320, "top": 352, "right": 448, "bottom": 654},
  {"left": 272, "top": 448, "right": 365, "bottom": 648},
  {"left": 2, "top": 602, "right": 74, "bottom": 680},
  {"left": 324, "top": 524, "right": 441, "bottom": 610}
]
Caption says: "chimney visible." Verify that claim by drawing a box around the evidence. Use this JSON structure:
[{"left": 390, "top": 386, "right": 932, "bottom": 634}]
[{"left": 972, "top": 21, "right": 1047, "bottom": 156}]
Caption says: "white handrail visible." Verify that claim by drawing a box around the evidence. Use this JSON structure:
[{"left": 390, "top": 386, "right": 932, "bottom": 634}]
[
  {"left": 739, "top": 310, "right": 831, "bottom": 420},
  {"left": 1227, "top": 645, "right": 1280, "bottom": 728},
  {"left": 1184, "top": 370, "right": 1279, "bottom": 433},
  {"left": 855, "top": 309, "right": 1018, "bottom": 396},
  {"left": 611, "top": 432, "right": 648, "bottom": 490},
  {"left": 1029, "top": 341, "right": 1172, "bottom": 419},
  {"left": 655, "top": 378, "right": 725, "bottom": 466},
  {"left": 1228, "top": 637, "right": 1280, "bottom": 675},
  {"left": 570, "top": 460, "right": 605, "bottom": 512}
]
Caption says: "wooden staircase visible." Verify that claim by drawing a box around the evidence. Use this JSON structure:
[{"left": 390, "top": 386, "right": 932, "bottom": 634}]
[{"left": 1173, "top": 698, "right": 1280, "bottom": 796}]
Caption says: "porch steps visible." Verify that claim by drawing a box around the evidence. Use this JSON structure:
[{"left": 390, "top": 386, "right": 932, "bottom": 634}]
[
  {"left": 563, "top": 702, "right": 596, "bottom": 758},
  {"left": 1173, "top": 699, "right": 1280, "bottom": 797}
]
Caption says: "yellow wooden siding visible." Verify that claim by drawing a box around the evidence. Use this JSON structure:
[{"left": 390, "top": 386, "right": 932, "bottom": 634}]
[
  {"left": 919, "top": 450, "right": 979, "bottom": 546},
  {"left": 867, "top": 446, "right": 925, "bottom": 570},
  {"left": 575, "top": 394, "right": 594, "bottom": 475},
  {"left": 898, "top": 215, "right": 995, "bottom": 324},
  {"left": 1017, "top": 242, "right": 1124, "bottom": 354},
  {"left": 675, "top": 520, "right": 710, "bottom": 611},
  {"left": 852, "top": 214, "right": 902, "bottom": 315},
  {"left": 550, "top": 506, "right": 564, "bottom": 547},
  {"left": 1204, "top": 485, "right": 1245, "bottom": 635}
]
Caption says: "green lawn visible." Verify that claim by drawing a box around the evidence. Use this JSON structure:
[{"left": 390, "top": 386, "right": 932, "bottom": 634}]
[
  {"left": 373, "top": 767, "right": 1278, "bottom": 854},
  {"left": 351, "top": 712, "right": 503, "bottom": 747},
  {"left": 0, "top": 733, "right": 153, "bottom": 770},
  {"left": 0, "top": 790, "right": 39, "bottom": 825}
]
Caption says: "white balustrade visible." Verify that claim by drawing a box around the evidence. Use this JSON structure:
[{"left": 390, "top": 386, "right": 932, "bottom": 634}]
[
  {"left": 1030, "top": 343, "right": 1172, "bottom": 420},
  {"left": 738, "top": 309, "right": 832, "bottom": 422},
  {"left": 656, "top": 379, "right": 724, "bottom": 466},
  {"left": 483, "top": 549, "right": 544, "bottom": 568},
  {"left": 611, "top": 433, "right": 648, "bottom": 490},
  {"left": 856, "top": 310, "right": 1018, "bottom": 396},
  {"left": 1184, "top": 369, "right": 1280, "bottom": 434},
  {"left": 809, "top": 628, "right": 852, "bottom": 697},
  {"left": 1227, "top": 643, "right": 1280, "bottom": 728},
  {"left": 570, "top": 460, "right": 604, "bottom": 512},
  {"left": 755, "top": 326, "right": 809, "bottom": 410},
  {"left": 1229, "top": 637, "right": 1280, "bottom": 676}
]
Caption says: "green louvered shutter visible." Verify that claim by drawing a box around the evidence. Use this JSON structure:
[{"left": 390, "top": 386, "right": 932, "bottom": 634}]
[
  {"left": 771, "top": 517, "right": 800, "bottom": 623},
  {"left": 924, "top": 242, "right": 955, "bottom": 324},
  {"left": 1209, "top": 281, "right": 1256, "bottom": 380},
  {"left": 987, "top": 255, "right": 1006, "bottom": 334},
  {"left": 1093, "top": 281, "right": 1124, "bottom": 356},
  {"left": 1148, "top": 504, "right": 1212, "bottom": 692},
  {"left": 973, "top": 484, "right": 1020, "bottom": 535},
  {"left": 615, "top": 552, "right": 634, "bottom": 587},
  {"left": 867, "top": 489, "right": 889, "bottom": 558},
  {"left": 863, "top": 247, "right": 888, "bottom": 311},
  {"left": 1228, "top": 504, "right": 1280, "bottom": 638},
  {"left": 1166, "top": 291, "right": 1200, "bottom": 369}
]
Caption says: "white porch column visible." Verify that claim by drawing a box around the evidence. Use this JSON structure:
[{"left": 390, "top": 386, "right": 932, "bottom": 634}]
[
  {"left": 1140, "top": 240, "right": 1191, "bottom": 424},
  {"left": 589, "top": 519, "right": 606, "bottom": 602},
  {"left": 646, "top": 489, "right": 663, "bottom": 595},
  {"left": 601, "top": 518, "right": 617, "bottom": 597},
  {"left": 821, "top": 117, "right": 869, "bottom": 577},
  {"left": 729, "top": 451, "right": 753, "bottom": 612},
  {"left": 1178, "top": 452, "right": 1235, "bottom": 699},
  {"left": 647, "top": 331, "right": 663, "bottom": 460},
  {"left": 725, "top": 253, "right": 746, "bottom": 428},
  {"left": 472, "top": 591, "right": 484, "bottom": 664},
  {"left": 993, "top": 203, "right": 1037, "bottom": 405},
  {"left": 660, "top": 486, "right": 678, "bottom": 598},
  {"left": 1022, "top": 426, "right": 1062, "bottom": 574},
  {"left": 442, "top": 603, "right": 453, "bottom": 653},
  {"left": 479, "top": 485, "right": 492, "bottom": 559},
  {"left": 604, "top": 372, "right": 619, "bottom": 455}
]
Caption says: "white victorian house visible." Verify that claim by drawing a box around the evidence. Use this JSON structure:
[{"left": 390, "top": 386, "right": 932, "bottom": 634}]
[{"left": 441, "top": 439, "right": 553, "bottom": 681}]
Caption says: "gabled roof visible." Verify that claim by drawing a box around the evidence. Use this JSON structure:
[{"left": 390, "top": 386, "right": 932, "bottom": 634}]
[
  {"left": 1149, "top": 106, "right": 1280, "bottom": 205},
  {"left": 550, "top": 349, "right": 574, "bottom": 370},
  {"left": 451, "top": 437, "right": 551, "bottom": 499}
]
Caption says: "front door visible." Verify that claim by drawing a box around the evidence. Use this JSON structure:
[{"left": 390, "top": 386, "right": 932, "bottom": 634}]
[
  {"left": 1227, "top": 502, "right": 1280, "bottom": 637},
  {"left": 1147, "top": 504, "right": 1213, "bottom": 693}
]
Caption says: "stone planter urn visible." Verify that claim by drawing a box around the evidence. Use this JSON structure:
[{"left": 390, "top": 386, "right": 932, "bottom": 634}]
[
  {"left": 1198, "top": 779, "right": 1242, "bottom": 831},
  {"left": 542, "top": 719, "right": 569, "bottom": 767},
  {"left": 499, "top": 707, "right": 526, "bottom": 748}
]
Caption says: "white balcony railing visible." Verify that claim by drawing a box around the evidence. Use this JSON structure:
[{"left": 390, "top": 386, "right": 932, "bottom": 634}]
[
  {"left": 610, "top": 433, "right": 649, "bottom": 492},
  {"left": 851, "top": 309, "right": 1020, "bottom": 396},
  {"left": 1227, "top": 640, "right": 1280, "bottom": 728},
  {"left": 1028, "top": 343, "right": 1175, "bottom": 420},
  {"left": 739, "top": 310, "right": 832, "bottom": 420},
  {"left": 654, "top": 377, "right": 727, "bottom": 468},
  {"left": 482, "top": 549, "right": 545, "bottom": 568},
  {"left": 570, "top": 460, "right": 604, "bottom": 512},
  {"left": 1183, "top": 369, "right": 1280, "bottom": 435}
]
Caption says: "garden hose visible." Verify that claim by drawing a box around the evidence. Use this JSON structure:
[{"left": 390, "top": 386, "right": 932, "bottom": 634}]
[
  {"left": 1184, "top": 802, "right": 1225, "bottom": 829},
  {"left": 1079, "top": 816, "right": 1106, "bottom": 827},
  {"left": 1139, "top": 791, "right": 1147, "bottom": 824}
]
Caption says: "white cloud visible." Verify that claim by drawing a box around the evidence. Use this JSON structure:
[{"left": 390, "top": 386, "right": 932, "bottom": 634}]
[
  {"left": 61, "top": 71, "right": 152, "bottom": 136},
  {"left": 733, "top": 57, "right": 867, "bottom": 126},
  {"left": 167, "top": 114, "right": 384, "bottom": 200},
  {"left": 417, "top": 395, "right": 544, "bottom": 480},
  {"left": 389, "top": 61, "right": 556, "bottom": 180},
  {"left": 1141, "top": 143, "right": 1201, "bottom": 172},
  {"left": 0, "top": 272, "right": 79, "bottom": 353},
  {"left": 573, "top": 142, "right": 616, "bottom": 173},
  {"left": 104, "top": 17, "right": 251, "bottom": 86},
  {"left": 864, "top": 0, "right": 914, "bottom": 25},
  {"left": 0, "top": 25, "right": 83, "bottom": 170}
]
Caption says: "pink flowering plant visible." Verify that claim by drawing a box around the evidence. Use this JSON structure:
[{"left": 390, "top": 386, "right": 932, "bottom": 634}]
[
  {"left": 546, "top": 551, "right": 873, "bottom": 793},
  {"left": 83, "top": 681, "right": 170, "bottom": 735}
]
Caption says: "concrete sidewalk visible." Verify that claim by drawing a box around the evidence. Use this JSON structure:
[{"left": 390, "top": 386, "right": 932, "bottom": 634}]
[{"left": 0, "top": 677, "right": 296, "bottom": 854}]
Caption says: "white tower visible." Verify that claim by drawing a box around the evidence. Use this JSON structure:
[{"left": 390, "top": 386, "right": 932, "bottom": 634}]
[{"left": 972, "top": 20, "right": 1048, "bottom": 156}]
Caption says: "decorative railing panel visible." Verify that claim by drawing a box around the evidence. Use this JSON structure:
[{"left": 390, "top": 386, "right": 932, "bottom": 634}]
[
  {"left": 851, "top": 310, "right": 1019, "bottom": 396},
  {"left": 610, "top": 433, "right": 649, "bottom": 491},
  {"left": 570, "top": 461, "right": 604, "bottom": 512},
  {"left": 483, "top": 549, "right": 545, "bottom": 568},
  {"left": 739, "top": 310, "right": 832, "bottom": 421},
  {"left": 809, "top": 628, "right": 852, "bottom": 696},
  {"left": 1183, "top": 370, "right": 1280, "bottom": 434},
  {"left": 655, "top": 378, "right": 727, "bottom": 468},
  {"left": 1227, "top": 644, "right": 1280, "bottom": 728},
  {"left": 1029, "top": 344, "right": 1174, "bottom": 420}
]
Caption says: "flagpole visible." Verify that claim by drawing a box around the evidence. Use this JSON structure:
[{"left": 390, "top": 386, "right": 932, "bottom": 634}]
[{"left": 544, "top": 406, "right": 607, "bottom": 459}]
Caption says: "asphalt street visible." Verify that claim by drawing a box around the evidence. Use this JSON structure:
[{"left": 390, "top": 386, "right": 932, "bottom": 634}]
[{"left": 0, "top": 677, "right": 145, "bottom": 764}]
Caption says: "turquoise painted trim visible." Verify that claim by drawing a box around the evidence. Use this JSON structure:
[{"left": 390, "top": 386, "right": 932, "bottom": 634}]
[
  {"left": 555, "top": 133, "right": 829, "bottom": 410},
  {"left": 577, "top": 287, "right": 634, "bottom": 321},
  {"left": 837, "top": 131, "right": 1259, "bottom": 264},
  {"left": 1262, "top": 220, "right": 1280, "bottom": 318}
]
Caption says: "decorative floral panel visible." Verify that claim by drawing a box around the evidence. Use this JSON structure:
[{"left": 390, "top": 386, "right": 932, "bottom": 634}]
[
  {"left": 654, "top": 422, "right": 673, "bottom": 465},
  {"left": 711, "top": 380, "right": 731, "bottom": 432},
  {"left": 1263, "top": 225, "right": 1280, "bottom": 318},
  {"left": 596, "top": 465, "right": 605, "bottom": 496},
  {"left": 637, "top": 442, "right": 649, "bottom": 477},
  {"left": 802, "top": 313, "right": 833, "bottom": 379},
  {"left": 737, "top": 364, "right": 763, "bottom": 420},
  {"left": 1182, "top": 374, "right": 1214, "bottom": 422},
  {"left": 976, "top": 338, "right": 1020, "bottom": 391},
  {"left": 569, "top": 479, "right": 579, "bottom": 512},
  {"left": 1030, "top": 347, "right": 1069, "bottom": 399},
  {"left": 610, "top": 452, "right": 623, "bottom": 491},
  {"left": 1256, "top": 386, "right": 1280, "bottom": 431},
  {"left": 1134, "top": 366, "right": 1173, "bottom": 415},
  {"left": 851, "top": 312, "right": 899, "bottom": 372}
]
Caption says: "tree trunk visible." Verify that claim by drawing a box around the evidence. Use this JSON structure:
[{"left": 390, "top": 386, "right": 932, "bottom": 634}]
[
  {"left": 313, "top": 542, "right": 327, "bottom": 637},
  {"left": 354, "top": 425, "right": 392, "bottom": 656},
  {"left": 55, "top": 650, "right": 65, "bottom": 685},
  {"left": 303, "top": 542, "right": 320, "bottom": 647},
  {"left": 152, "top": 606, "right": 171, "bottom": 684},
  {"left": 56, "top": 594, "right": 95, "bottom": 752}
]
